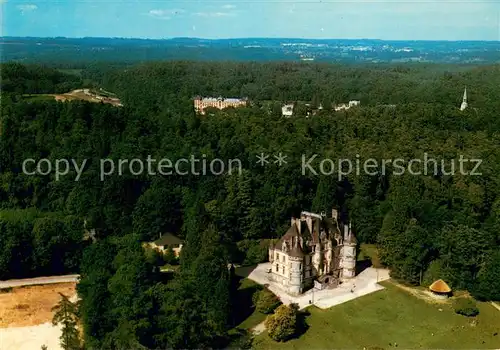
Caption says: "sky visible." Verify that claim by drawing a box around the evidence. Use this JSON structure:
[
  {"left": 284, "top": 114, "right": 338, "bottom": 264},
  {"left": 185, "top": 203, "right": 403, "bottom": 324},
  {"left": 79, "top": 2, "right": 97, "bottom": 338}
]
[{"left": 2, "top": 0, "right": 499, "bottom": 40}]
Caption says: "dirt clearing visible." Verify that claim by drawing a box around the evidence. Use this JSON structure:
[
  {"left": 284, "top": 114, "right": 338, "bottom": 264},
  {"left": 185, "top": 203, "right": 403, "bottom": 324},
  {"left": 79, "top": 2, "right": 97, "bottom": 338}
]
[{"left": 0, "top": 282, "right": 76, "bottom": 327}]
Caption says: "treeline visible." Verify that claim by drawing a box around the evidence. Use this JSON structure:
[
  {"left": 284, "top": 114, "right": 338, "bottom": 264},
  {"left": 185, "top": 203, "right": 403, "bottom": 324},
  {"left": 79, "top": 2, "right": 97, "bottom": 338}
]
[
  {"left": 0, "top": 209, "right": 84, "bottom": 279},
  {"left": 77, "top": 227, "right": 236, "bottom": 349},
  {"left": 1, "top": 62, "right": 83, "bottom": 95},
  {"left": 1, "top": 61, "right": 499, "bottom": 348},
  {"left": 93, "top": 61, "right": 500, "bottom": 123}
]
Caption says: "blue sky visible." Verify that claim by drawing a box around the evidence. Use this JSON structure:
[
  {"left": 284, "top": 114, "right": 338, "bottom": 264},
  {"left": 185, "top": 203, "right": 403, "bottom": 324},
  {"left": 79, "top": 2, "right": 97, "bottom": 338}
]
[{"left": 2, "top": 0, "right": 499, "bottom": 40}]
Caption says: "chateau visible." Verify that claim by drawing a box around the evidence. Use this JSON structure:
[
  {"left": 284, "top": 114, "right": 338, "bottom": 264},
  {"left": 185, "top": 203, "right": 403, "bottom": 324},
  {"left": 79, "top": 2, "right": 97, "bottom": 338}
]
[
  {"left": 268, "top": 209, "right": 356, "bottom": 295},
  {"left": 334, "top": 100, "right": 360, "bottom": 111},
  {"left": 194, "top": 96, "right": 248, "bottom": 115}
]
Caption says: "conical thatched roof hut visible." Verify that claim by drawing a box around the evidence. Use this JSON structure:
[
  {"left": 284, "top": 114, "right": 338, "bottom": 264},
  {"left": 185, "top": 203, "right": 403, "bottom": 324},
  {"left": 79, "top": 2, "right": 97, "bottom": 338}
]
[{"left": 429, "top": 279, "right": 452, "bottom": 297}]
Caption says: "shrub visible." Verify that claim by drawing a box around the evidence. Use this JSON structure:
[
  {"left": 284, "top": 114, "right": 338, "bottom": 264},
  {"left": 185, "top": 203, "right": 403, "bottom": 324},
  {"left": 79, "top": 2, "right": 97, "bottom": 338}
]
[
  {"left": 453, "top": 298, "right": 479, "bottom": 317},
  {"left": 471, "top": 250, "right": 500, "bottom": 301},
  {"left": 265, "top": 303, "right": 299, "bottom": 342},
  {"left": 252, "top": 288, "right": 281, "bottom": 314}
]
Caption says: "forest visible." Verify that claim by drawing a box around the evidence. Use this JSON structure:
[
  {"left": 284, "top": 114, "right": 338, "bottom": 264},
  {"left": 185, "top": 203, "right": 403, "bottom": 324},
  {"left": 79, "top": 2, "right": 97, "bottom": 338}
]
[{"left": 1, "top": 61, "right": 499, "bottom": 349}]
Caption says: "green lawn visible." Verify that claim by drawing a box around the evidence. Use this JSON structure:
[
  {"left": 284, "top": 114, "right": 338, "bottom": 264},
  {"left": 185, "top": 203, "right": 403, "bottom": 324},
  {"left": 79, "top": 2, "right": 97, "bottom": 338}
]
[
  {"left": 227, "top": 277, "right": 268, "bottom": 347},
  {"left": 253, "top": 282, "right": 500, "bottom": 349},
  {"left": 21, "top": 94, "right": 55, "bottom": 102}
]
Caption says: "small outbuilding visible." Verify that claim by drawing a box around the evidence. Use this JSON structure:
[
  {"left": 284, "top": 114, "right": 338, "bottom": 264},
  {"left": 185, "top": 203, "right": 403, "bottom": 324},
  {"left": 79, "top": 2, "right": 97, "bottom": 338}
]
[
  {"left": 429, "top": 279, "right": 452, "bottom": 299},
  {"left": 147, "top": 233, "right": 184, "bottom": 257}
]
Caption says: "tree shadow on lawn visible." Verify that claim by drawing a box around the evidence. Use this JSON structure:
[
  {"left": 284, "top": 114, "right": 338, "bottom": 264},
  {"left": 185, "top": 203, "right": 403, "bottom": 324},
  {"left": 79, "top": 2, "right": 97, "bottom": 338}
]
[
  {"left": 287, "top": 309, "right": 311, "bottom": 341},
  {"left": 231, "top": 275, "right": 263, "bottom": 327},
  {"left": 234, "top": 264, "right": 257, "bottom": 278},
  {"left": 226, "top": 328, "right": 254, "bottom": 349}
]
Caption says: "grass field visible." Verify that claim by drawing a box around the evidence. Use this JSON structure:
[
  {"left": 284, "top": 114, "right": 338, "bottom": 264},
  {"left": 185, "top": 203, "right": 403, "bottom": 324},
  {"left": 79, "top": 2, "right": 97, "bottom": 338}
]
[
  {"left": 21, "top": 94, "right": 58, "bottom": 102},
  {"left": 22, "top": 90, "right": 122, "bottom": 106},
  {"left": 253, "top": 282, "right": 500, "bottom": 349}
]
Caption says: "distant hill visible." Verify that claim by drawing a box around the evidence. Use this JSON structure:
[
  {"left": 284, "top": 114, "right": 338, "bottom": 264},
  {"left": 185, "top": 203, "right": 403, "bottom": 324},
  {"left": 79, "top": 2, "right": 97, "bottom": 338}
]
[{"left": 1, "top": 37, "right": 499, "bottom": 64}]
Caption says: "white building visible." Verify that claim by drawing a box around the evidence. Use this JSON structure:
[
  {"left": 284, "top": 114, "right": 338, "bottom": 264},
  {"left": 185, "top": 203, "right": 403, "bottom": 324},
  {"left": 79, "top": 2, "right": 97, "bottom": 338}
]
[
  {"left": 194, "top": 96, "right": 248, "bottom": 115},
  {"left": 460, "top": 87, "right": 468, "bottom": 111},
  {"left": 334, "top": 100, "right": 361, "bottom": 111},
  {"left": 282, "top": 104, "right": 294, "bottom": 117}
]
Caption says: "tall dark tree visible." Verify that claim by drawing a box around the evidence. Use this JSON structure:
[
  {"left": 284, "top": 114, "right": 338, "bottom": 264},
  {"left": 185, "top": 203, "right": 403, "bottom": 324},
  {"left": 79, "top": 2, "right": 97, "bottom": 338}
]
[{"left": 52, "top": 293, "right": 81, "bottom": 350}]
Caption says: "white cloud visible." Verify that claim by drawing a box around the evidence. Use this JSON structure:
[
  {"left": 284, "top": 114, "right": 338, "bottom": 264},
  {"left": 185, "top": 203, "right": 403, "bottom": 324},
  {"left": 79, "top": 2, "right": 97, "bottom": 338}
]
[
  {"left": 148, "top": 8, "right": 185, "bottom": 20},
  {"left": 221, "top": 4, "right": 236, "bottom": 9},
  {"left": 193, "top": 12, "right": 234, "bottom": 17},
  {"left": 17, "top": 4, "right": 37, "bottom": 13}
]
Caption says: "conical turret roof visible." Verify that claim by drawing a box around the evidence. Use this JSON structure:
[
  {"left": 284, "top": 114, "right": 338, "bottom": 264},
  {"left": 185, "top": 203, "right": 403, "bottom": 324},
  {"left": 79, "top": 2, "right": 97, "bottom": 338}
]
[{"left": 429, "top": 279, "right": 451, "bottom": 293}]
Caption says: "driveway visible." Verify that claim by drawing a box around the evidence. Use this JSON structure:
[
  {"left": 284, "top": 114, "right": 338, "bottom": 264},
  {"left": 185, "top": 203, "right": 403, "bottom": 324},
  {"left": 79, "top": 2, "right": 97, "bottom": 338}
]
[
  {"left": 243, "top": 263, "right": 390, "bottom": 310},
  {"left": 0, "top": 275, "right": 80, "bottom": 289}
]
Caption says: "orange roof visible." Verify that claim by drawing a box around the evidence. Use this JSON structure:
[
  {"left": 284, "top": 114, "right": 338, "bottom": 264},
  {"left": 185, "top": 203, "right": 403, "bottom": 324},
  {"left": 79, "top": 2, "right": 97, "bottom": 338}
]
[{"left": 429, "top": 279, "right": 451, "bottom": 293}]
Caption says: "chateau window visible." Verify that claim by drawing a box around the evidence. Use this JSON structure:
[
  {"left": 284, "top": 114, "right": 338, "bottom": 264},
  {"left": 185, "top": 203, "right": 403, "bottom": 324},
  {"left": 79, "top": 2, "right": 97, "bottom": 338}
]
[
  {"left": 276, "top": 264, "right": 279, "bottom": 272},
  {"left": 282, "top": 266, "right": 285, "bottom": 274},
  {"left": 276, "top": 253, "right": 279, "bottom": 260},
  {"left": 282, "top": 255, "right": 285, "bottom": 263},
  {"left": 299, "top": 263, "right": 302, "bottom": 270}
]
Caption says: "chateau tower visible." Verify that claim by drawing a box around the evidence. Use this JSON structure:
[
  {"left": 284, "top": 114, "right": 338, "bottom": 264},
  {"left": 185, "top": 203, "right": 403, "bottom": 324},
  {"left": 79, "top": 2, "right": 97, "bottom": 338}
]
[
  {"left": 460, "top": 87, "right": 468, "bottom": 111},
  {"left": 339, "top": 223, "right": 356, "bottom": 280},
  {"left": 288, "top": 241, "right": 305, "bottom": 295}
]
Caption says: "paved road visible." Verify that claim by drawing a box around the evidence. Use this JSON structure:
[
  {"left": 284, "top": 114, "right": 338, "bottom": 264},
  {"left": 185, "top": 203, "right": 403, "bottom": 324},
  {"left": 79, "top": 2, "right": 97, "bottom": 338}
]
[
  {"left": 0, "top": 275, "right": 80, "bottom": 289},
  {"left": 244, "top": 263, "right": 390, "bottom": 310},
  {"left": 491, "top": 302, "right": 500, "bottom": 312}
]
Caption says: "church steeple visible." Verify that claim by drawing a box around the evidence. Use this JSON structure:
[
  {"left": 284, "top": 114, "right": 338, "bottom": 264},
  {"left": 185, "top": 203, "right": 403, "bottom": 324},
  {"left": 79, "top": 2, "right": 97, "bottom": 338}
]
[{"left": 460, "top": 86, "right": 468, "bottom": 111}]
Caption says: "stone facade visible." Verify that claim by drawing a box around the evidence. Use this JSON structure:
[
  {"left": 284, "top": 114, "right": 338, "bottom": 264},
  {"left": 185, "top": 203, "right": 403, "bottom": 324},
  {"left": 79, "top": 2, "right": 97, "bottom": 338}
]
[
  {"left": 194, "top": 96, "right": 248, "bottom": 115},
  {"left": 268, "top": 209, "right": 356, "bottom": 296}
]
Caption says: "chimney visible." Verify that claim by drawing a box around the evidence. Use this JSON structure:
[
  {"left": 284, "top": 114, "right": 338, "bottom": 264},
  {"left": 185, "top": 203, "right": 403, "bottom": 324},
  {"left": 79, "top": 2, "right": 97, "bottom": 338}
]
[
  {"left": 291, "top": 217, "right": 295, "bottom": 227},
  {"left": 344, "top": 224, "right": 349, "bottom": 241},
  {"left": 306, "top": 216, "right": 313, "bottom": 235}
]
